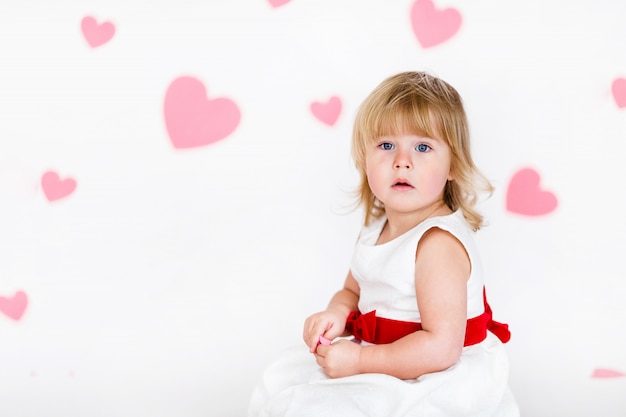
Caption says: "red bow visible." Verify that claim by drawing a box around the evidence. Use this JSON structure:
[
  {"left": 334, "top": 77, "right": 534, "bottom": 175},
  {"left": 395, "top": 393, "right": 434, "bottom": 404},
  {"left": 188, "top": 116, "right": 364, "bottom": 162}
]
[
  {"left": 345, "top": 287, "right": 511, "bottom": 346},
  {"left": 346, "top": 310, "right": 422, "bottom": 345},
  {"left": 345, "top": 310, "right": 378, "bottom": 343}
]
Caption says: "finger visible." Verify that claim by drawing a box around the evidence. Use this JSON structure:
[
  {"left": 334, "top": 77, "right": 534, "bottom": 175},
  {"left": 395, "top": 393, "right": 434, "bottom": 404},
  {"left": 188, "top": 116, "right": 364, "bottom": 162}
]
[
  {"left": 315, "top": 355, "right": 322, "bottom": 368},
  {"left": 324, "top": 322, "right": 344, "bottom": 342},
  {"left": 315, "top": 344, "right": 328, "bottom": 357},
  {"left": 304, "top": 323, "right": 321, "bottom": 352},
  {"left": 310, "top": 327, "right": 330, "bottom": 351},
  {"left": 303, "top": 318, "right": 317, "bottom": 340},
  {"left": 310, "top": 328, "right": 325, "bottom": 351},
  {"left": 315, "top": 352, "right": 325, "bottom": 368}
]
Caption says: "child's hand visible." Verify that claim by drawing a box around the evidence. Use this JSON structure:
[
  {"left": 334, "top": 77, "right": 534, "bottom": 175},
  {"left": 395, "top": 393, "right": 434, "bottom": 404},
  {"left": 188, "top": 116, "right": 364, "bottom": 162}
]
[
  {"left": 315, "top": 339, "right": 362, "bottom": 378},
  {"left": 303, "top": 309, "right": 346, "bottom": 353}
]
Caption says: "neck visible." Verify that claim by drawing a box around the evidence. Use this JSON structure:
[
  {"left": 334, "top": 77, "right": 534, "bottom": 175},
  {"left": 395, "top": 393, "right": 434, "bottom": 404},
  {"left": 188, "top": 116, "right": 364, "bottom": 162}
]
[{"left": 379, "top": 203, "right": 451, "bottom": 243}]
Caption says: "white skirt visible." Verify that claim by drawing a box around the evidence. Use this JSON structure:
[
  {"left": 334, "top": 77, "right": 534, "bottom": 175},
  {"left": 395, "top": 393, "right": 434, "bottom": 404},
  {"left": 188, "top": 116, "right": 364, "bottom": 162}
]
[{"left": 248, "top": 332, "right": 519, "bottom": 417}]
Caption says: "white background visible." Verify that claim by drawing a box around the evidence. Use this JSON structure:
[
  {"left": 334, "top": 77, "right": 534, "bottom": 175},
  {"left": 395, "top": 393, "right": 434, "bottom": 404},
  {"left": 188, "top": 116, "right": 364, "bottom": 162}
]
[{"left": 1, "top": 1, "right": 625, "bottom": 416}]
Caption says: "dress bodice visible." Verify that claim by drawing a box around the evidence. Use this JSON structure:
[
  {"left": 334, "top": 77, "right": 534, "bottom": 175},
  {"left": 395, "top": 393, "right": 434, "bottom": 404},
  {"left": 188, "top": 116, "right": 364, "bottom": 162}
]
[{"left": 350, "top": 210, "right": 486, "bottom": 322}]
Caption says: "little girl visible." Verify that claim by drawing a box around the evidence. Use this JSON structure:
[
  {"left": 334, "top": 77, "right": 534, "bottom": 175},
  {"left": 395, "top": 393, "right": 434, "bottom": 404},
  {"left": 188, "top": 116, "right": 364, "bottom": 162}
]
[{"left": 248, "top": 71, "right": 519, "bottom": 417}]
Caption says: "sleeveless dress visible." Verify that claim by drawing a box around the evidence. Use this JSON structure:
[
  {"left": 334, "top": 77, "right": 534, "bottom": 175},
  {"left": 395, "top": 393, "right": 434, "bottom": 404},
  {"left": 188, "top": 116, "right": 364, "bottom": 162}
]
[{"left": 248, "top": 211, "right": 519, "bottom": 417}]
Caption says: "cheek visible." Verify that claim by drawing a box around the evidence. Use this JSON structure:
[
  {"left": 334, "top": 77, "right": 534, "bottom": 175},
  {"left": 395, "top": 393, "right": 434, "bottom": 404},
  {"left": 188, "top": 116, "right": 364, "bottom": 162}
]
[
  {"left": 365, "top": 164, "right": 386, "bottom": 195},
  {"left": 421, "top": 166, "right": 451, "bottom": 195},
  {"left": 365, "top": 166, "right": 379, "bottom": 191}
]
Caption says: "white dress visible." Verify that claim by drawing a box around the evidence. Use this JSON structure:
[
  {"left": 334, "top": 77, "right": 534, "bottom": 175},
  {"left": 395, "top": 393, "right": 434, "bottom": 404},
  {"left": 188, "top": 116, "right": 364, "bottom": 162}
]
[{"left": 248, "top": 211, "right": 519, "bottom": 417}]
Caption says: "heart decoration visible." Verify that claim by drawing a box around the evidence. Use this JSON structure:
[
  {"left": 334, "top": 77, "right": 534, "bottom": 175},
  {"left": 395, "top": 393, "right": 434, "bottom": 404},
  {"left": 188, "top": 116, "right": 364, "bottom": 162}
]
[
  {"left": 611, "top": 78, "right": 626, "bottom": 108},
  {"left": 310, "top": 96, "right": 342, "bottom": 126},
  {"left": 81, "top": 16, "right": 116, "bottom": 48},
  {"left": 318, "top": 335, "right": 332, "bottom": 346},
  {"left": 0, "top": 291, "right": 28, "bottom": 321},
  {"left": 41, "top": 171, "right": 77, "bottom": 202},
  {"left": 268, "top": 0, "right": 291, "bottom": 8},
  {"left": 506, "top": 167, "right": 558, "bottom": 216},
  {"left": 410, "top": 0, "right": 462, "bottom": 48},
  {"left": 164, "top": 76, "right": 241, "bottom": 149},
  {"left": 591, "top": 368, "right": 625, "bottom": 378}
]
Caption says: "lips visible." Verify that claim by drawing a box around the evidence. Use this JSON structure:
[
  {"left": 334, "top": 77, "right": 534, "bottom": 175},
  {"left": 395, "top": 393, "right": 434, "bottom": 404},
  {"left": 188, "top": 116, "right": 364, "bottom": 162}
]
[{"left": 392, "top": 178, "right": 414, "bottom": 190}]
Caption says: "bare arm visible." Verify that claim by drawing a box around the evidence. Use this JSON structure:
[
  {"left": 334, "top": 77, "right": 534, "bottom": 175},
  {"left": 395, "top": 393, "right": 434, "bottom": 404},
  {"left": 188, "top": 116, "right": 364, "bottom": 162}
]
[
  {"left": 317, "top": 228, "right": 469, "bottom": 379},
  {"left": 303, "top": 271, "right": 360, "bottom": 353}
]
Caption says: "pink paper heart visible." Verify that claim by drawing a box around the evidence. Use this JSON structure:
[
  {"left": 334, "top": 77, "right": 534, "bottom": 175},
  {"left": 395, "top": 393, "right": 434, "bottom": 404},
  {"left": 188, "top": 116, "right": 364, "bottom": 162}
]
[
  {"left": 410, "top": 0, "right": 462, "bottom": 48},
  {"left": 164, "top": 76, "right": 241, "bottom": 149},
  {"left": 81, "top": 16, "right": 115, "bottom": 48},
  {"left": 268, "top": 0, "right": 291, "bottom": 8},
  {"left": 41, "top": 171, "right": 77, "bottom": 202},
  {"left": 506, "top": 168, "right": 558, "bottom": 216},
  {"left": 318, "top": 336, "right": 332, "bottom": 346},
  {"left": 0, "top": 291, "right": 28, "bottom": 321},
  {"left": 311, "top": 96, "right": 342, "bottom": 126},
  {"left": 591, "top": 368, "right": 625, "bottom": 378},
  {"left": 611, "top": 78, "right": 626, "bottom": 108}
]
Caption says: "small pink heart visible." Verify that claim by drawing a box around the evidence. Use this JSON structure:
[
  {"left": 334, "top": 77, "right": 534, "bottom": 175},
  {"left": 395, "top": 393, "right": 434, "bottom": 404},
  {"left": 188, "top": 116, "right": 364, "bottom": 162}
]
[
  {"left": 0, "top": 291, "right": 28, "bottom": 321},
  {"left": 41, "top": 171, "right": 77, "bottom": 202},
  {"left": 81, "top": 16, "right": 115, "bottom": 48},
  {"left": 591, "top": 368, "right": 625, "bottom": 378},
  {"left": 311, "top": 96, "right": 342, "bottom": 126},
  {"left": 410, "top": 0, "right": 462, "bottom": 48},
  {"left": 268, "top": 0, "right": 291, "bottom": 8},
  {"left": 318, "top": 336, "right": 332, "bottom": 346},
  {"left": 611, "top": 78, "right": 626, "bottom": 108},
  {"left": 164, "top": 76, "right": 241, "bottom": 149},
  {"left": 506, "top": 168, "right": 558, "bottom": 216}
]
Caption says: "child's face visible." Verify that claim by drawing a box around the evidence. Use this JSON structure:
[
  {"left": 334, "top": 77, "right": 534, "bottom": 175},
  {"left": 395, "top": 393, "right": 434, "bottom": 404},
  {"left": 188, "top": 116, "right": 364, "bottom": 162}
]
[{"left": 365, "top": 133, "right": 453, "bottom": 218}]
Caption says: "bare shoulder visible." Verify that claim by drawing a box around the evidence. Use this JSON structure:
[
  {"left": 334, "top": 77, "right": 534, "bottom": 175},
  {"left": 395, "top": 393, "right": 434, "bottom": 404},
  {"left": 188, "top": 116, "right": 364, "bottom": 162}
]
[{"left": 415, "top": 227, "right": 470, "bottom": 280}]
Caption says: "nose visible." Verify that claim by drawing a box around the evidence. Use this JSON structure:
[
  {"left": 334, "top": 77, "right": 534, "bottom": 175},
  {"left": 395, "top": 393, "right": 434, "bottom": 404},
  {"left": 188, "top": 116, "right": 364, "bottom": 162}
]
[{"left": 394, "top": 152, "right": 412, "bottom": 169}]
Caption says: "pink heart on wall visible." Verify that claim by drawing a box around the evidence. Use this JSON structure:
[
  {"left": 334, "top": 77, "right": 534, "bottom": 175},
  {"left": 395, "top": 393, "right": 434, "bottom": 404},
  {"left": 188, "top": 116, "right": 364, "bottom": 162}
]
[
  {"left": 164, "top": 76, "right": 241, "bottom": 149},
  {"left": 41, "top": 171, "right": 77, "bottom": 202},
  {"left": 410, "top": 0, "right": 462, "bottom": 48},
  {"left": 591, "top": 368, "right": 625, "bottom": 378},
  {"left": 0, "top": 291, "right": 28, "bottom": 321},
  {"left": 611, "top": 78, "right": 626, "bottom": 108},
  {"left": 506, "top": 168, "right": 558, "bottom": 216},
  {"left": 81, "top": 16, "right": 115, "bottom": 48},
  {"left": 311, "top": 96, "right": 342, "bottom": 126},
  {"left": 268, "top": 0, "right": 291, "bottom": 8}
]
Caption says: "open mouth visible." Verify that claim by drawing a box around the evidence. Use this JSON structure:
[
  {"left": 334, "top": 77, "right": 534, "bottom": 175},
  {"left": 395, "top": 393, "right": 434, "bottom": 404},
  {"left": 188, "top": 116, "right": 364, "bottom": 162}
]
[{"left": 392, "top": 179, "right": 414, "bottom": 189}]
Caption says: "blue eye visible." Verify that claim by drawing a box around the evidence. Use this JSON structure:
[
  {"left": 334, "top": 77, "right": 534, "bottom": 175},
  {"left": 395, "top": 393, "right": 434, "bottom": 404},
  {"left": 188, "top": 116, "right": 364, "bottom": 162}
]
[
  {"left": 380, "top": 142, "right": 394, "bottom": 150},
  {"left": 416, "top": 143, "right": 431, "bottom": 152}
]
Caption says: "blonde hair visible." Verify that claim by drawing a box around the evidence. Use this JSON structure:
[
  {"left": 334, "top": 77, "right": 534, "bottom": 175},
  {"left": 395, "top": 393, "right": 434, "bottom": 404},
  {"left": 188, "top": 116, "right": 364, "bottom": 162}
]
[{"left": 351, "top": 71, "right": 493, "bottom": 230}]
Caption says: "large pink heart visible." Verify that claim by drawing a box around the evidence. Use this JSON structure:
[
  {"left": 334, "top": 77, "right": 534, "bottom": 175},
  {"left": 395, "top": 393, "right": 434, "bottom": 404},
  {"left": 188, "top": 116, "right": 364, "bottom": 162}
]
[
  {"left": 0, "top": 291, "right": 28, "bottom": 321},
  {"left": 268, "top": 0, "right": 291, "bottom": 8},
  {"left": 591, "top": 368, "right": 625, "bottom": 378},
  {"left": 611, "top": 78, "right": 626, "bottom": 108},
  {"left": 81, "top": 16, "right": 115, "bottom": 48},
  {"left": 311, "top": 96, "right": 342, "bottom": 126},
  {"left": 41, "top": 171, "right": 77, "bottom": 202},
  {"left": 506, "top": 168, "right": 558, "bottom": 216},
  {"left": 164, "top": 76, "right": 241, "bottom": 149},
  {"left": 410, "top": 0, "right": 462, "bottom": 48}
]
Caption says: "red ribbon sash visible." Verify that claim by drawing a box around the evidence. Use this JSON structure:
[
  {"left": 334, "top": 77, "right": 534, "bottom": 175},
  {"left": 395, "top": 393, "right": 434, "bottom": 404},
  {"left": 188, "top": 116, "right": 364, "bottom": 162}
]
[{"left": 345, "top": 287, "right": 511, "bottom": 346}]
